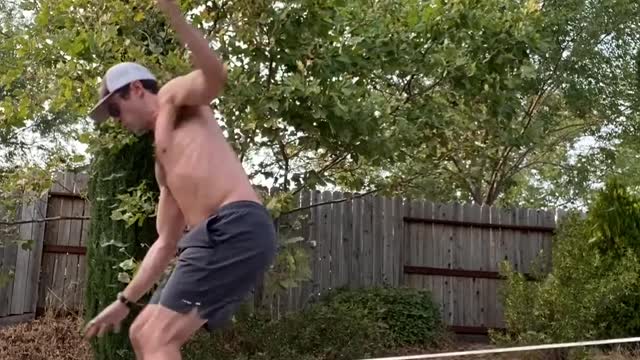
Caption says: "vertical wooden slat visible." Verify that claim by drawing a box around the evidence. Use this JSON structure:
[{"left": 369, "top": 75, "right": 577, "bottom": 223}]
[
  {"left": 72, "top": 173, "right": 89, "bottom": 311},
  {"left": 488, "top": 205, "right": 500, "bottom": 328},
  {"left": 416, "top": 200, "right": 426, "bottom": 290},
  {"left": 459, "top": 203, "right": 471, "bottom": 328},
  {"left": 298, "top": 190, "right": 313, "bottom": 309},
  {"left": 469, "top": 203, "right": 483, "bottom": 327},
  {"left": 330, "top": 191, "right": 343, "bottom": 291},
  {"left": 27, "top": 195, "right": 48, "bottom": 314},
  {"left": 1, "top": 216, "right": 18, "bottom": 316},
  {"left": 10, "top": 200, "right": 34, "bottom": 314},
  {"left": 479, "top": 204, "right": 491, "bottom": 328},
  {"left": 318, "top": 191, "right": 332, "bottom": 295},
  {"left": 341, "top": 193, "right": 353, "bottom": 287},
  {"left": 497, "top": 207, "right": 513, "bottom": 327},
  {"left": 77, "top": 198, "right": 90, "bottom": 313},
  {"left": 350, "top": 193, "right": 362, "bottom": 289},
  {"left": 407, "top": 200, "right": 422, "bottom": 289},
  {"left": 425, "top": 201, "right": 443, "bottom": 317},
  {"left": 392, "top": 197, "right": 403, "bottom": 287},
  {"left": 68, "top": 197, "right": 85, "bottom": 310},
  {"left": 424, "top": 200, "right": 435, "bottom": 291},
  {"left": 361, "top": 194, "right": 373, "bottom": 287},
  {"left": 310, "top": 190, "right": 321, "bottom": 302},
  {"left": 399, "top": 198, "right": 412, "bottom": 287},
  {"left": 382, "top": 196, "right": 394, "bottom": 286},
  {"left": 432, "top": 202, "right": 450, "bottom": 326},
  {"left": 544, "top": 209, "right": 556, "bottom": 273},
  {"left": 517, "top": 207, "right": 528, "bottom": 273},
  {"left": 372, "top": 195, "right": 383, "bottom": 286},
  {"left": 451, "top": 202, "right": 463, "bottom": 327}
]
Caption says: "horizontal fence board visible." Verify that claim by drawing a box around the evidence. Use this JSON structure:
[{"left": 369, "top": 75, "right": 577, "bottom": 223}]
[{"left": 403, "top": 266, "right": 536, "bottom": 281}]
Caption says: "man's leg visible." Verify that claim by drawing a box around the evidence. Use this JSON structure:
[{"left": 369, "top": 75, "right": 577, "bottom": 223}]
[{"left": 130, "top": 304, "right": 206, "bottom": 360}]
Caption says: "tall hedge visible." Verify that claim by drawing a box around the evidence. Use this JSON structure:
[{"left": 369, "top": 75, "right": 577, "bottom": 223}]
[{"left": 84, "top": 132, "right": 159, "bottom": 360}]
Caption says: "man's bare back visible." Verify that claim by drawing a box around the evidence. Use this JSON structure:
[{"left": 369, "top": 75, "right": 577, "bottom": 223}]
[{"left": 154, "top": 105, "right": 260, "bottom": 228}]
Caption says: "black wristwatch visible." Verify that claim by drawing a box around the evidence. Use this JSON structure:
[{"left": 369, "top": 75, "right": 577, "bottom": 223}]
[{"left": 117, "top": 292, "right": 133, "bottom": 309}]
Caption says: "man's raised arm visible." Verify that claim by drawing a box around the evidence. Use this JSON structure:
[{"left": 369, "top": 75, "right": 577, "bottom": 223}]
[{"left": 156, "top": 0, "right": 228, "bottom": 106}]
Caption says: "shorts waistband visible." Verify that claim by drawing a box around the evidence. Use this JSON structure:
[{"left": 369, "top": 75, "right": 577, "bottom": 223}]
[{"left": 215, "top": 200, "right": 269, "bottom": 215}]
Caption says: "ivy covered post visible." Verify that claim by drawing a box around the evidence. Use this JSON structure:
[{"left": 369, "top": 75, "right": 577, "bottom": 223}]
[{"left": 84, "top": 127, "right": 159, "bottom": 360}]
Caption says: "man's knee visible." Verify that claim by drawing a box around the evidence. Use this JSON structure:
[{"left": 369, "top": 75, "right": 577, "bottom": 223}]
[
  {"left": 129, "top": 311, "right": 147, "bottom": 349},
  {"left": 129, "top": 305, "right": 204, "bottom": 352}
]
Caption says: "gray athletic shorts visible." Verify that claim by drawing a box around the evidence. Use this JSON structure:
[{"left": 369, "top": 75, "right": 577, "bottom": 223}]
[{"left": 148, "top": 200, "right": 277, "bottom": 330}]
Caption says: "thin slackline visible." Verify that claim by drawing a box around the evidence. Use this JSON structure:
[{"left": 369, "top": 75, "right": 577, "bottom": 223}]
[{"left": 359, "top": 337, "right": 640, "bottom": 360}]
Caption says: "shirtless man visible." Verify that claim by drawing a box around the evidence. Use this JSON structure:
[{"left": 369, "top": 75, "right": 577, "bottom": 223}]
[{"left": 82, "top": 1, "right": 276, "bottom": 359}]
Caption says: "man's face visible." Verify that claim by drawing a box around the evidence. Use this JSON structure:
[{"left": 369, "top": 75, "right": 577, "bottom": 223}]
[{"left": 106, "top": 82, "right": 153, "bottom": 135}]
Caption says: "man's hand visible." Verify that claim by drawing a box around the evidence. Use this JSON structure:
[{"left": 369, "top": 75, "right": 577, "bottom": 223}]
[
  {"left": 84, "top": 300, "right": 130, "bottom": 339},
  {"left": 156, "top": 0, "right": 180, "bottom": 15}
]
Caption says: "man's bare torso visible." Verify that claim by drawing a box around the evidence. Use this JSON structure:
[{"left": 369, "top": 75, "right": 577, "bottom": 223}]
[{"left": 154, "top": 105, "right": 260, "bottom": 228}]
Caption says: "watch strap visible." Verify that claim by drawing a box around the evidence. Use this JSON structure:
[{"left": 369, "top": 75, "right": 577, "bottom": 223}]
[{"left": 117, "top": 292, "right": 133, "bottom": 308}]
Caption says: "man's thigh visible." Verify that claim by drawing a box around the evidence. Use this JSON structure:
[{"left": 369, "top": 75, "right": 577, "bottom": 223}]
[{"left": 135, "top": 304, "right": 206, "bottom": 347}]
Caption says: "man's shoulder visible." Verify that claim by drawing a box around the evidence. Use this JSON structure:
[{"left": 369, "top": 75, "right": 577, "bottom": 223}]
[{"left": 158, "top": 70, "right": 203, "bottom": 92}]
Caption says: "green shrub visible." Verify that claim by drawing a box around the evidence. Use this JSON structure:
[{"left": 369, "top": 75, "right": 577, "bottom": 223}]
[
  {"left": 84, "top": 129, "right": 158, "bottom": 360},
  {"left": 323, "top": 287, "right": 446, "bottom": 347},
  {"left": 183, "top": 287, "right": 446, "bottom": 360},
  {"left": 494, "top": 178, "right": 640, "bottom": 358}
]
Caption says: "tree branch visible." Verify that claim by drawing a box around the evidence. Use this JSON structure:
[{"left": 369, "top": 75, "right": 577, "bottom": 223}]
[
  {"left": 291, "top": 154, "right": 348, "bottom": 196},
  {"left": 282, "top": 189, "right": 379, "bottom": 216},
  {"left": 277, "top": 139, "right": 290, "bottom": 191},
  {"left": 486, "top": 40, "right": 568, "bottom": 195},
  {"left": 448, "top": 157, "right": 483, "bottom": 203}
]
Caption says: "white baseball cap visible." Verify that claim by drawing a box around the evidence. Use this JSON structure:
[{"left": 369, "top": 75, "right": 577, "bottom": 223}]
[{"left": 88, "top": 62, "right": 157, "bottom": 123}]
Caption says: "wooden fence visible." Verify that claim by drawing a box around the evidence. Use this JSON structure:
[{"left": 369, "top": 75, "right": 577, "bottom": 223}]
[
  {"left": 267, "top": 191, "right": 557, "bottom": 334},
  {"left": 0, "top": 172, "right": 89, "bottom": 326},
  {"left": 0, "top": 192, "right": 48, "bottom": 326},
  {"left": 0, "top": 171, "right": 562, "bottom": 334}
]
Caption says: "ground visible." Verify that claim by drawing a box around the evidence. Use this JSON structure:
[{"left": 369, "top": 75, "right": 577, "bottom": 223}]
[
  {"left": 0, "top": 313, "right": 637, "bottom": 360},
  {"left": 0, "top": 312, "right": 90, "bottom": 360}
]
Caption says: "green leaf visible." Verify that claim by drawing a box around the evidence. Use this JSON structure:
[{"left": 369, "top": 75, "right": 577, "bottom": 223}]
[
  {"left": 283, "top": 236, "right": 305, "bottom": 245},
  {"left": 117, "top": 272, "right": 131, "bottom": 284},
  {"left": 134, "top": 12, "right": 145, "bottom": 22},
  {"left": 118, "top": 259, "right": 136, "bottom": 271}
]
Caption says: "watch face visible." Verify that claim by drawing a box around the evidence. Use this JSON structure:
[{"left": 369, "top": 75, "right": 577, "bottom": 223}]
[{"left": 118, "top": 293, "right": 129, "bottom": 304}]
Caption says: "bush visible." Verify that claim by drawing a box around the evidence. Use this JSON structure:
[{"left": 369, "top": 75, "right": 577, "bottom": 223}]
[
  {"left": 323, "top": 287, "right": 446, "bottom": 347},
  {"left": 84, "top": 129, "right": 158, "bottom": 360},
  {"left": 494, "top": 178, "right": 640, "bottom": 358},
  {"left": 183, "top": 287, "right": 446, "bottom": 360}
]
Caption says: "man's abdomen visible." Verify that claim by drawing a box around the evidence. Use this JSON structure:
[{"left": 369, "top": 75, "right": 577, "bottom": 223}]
[{"left": 168, "top": 165, "right": 260, "bottom": 227}]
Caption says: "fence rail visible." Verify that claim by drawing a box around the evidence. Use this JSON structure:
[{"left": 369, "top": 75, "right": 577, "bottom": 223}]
[{"left": 0, "top": 171, "right": 564, "bottom": 334}]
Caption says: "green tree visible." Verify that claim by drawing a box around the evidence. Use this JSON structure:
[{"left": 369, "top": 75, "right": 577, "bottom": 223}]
[{"left": 333, "top": 0, "right": 640, "bottom": 206}]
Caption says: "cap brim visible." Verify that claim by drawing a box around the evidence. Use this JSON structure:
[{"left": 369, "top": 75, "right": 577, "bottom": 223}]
[{"left": 88, "top": 93, "right": 115, "bottom": 124}]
